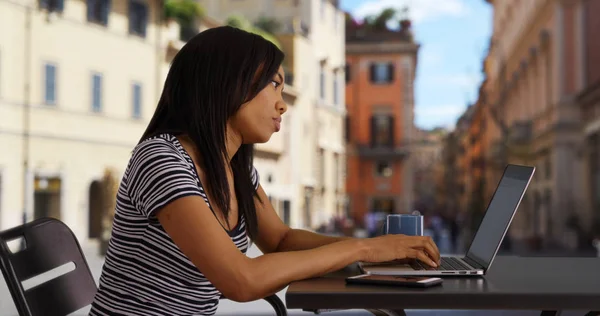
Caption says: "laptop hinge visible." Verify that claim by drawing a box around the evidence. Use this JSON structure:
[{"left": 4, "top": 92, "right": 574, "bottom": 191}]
[{"left": 463, "top": 256, "right": 485, "bottom": 270}]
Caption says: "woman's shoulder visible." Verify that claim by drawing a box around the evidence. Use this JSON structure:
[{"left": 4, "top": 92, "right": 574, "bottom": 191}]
[
  {"left": 133, "top": 133, "right": 180, "bottom": 154},
  {"left": 126, "top": 133, "right": 191, "bottom": 178}
]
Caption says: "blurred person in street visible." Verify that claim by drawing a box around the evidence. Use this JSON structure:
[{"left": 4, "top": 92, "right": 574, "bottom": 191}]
[{"left": 88, "top": 26, "right": 440, "bottom": 316}]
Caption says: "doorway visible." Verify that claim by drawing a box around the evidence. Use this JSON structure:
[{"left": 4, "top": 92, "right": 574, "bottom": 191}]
[
  {"left": 88, "top": 180, "right": 103, "bottom": 239},
  {"left": 371, "top": 197, "right": 395, "bottom": 214},
  {"left": 33, "top": 176, "right": 61, "bottom": 220}
]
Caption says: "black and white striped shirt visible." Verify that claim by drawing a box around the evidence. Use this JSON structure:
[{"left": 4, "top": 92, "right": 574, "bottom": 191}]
[{"left": 89, "top": 133, "right": 259, "bottom": 316}]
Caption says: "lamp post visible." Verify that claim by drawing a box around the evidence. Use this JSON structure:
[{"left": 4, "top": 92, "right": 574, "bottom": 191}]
[{"left": 21, "top": 4, "right": 33, "bottom": 231}]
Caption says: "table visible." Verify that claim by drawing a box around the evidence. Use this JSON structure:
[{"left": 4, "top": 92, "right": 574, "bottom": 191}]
[{"left": 285, "top": 256, "right": 600, "bottom": 316}]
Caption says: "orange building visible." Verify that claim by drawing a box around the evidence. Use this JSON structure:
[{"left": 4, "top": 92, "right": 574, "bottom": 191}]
[{"left": 344, "top": 19, "right": 419, "bottom": 227}]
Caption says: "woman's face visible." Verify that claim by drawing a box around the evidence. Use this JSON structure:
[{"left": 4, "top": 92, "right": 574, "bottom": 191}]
[{"left": 229, "top": 66, "right": 288, "bottom": 144}]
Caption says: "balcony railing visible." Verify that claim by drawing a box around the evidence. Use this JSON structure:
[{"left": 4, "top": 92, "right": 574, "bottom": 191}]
[
  {"left": 487, "top": 141, "right": 506, "bottom": 166},
  {"left": 357, "top": 144, "right": 409, "bottom": 160},
  {"left": 508, "top": 121, "right": 533, "bottom": 145}
]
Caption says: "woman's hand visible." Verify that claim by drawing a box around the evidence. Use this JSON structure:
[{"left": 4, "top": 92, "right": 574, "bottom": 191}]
[{"left": 361, "top": 234, "right": 441, "bottom": 267}]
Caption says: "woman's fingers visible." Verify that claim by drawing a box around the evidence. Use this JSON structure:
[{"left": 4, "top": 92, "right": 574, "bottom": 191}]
[
  {"left": 401, "top": 236, "right": 440, "bottom": 262},
  {"left": 407, "top": 248, "right": 437, "bottom": 267}
]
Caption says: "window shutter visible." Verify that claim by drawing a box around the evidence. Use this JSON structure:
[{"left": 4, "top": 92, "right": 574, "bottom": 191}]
[
  {"left": 141, "top": 4, "right": 148, "bottom": 37},
  {"left": 388, "top": 115, "right": 395, "bottom": 147},
  {"left": 128, "top": 1, "right": 134, "bottom": 34},
  {"left": 387, "top": 62, "right": 395, "bottom": 83},
  {"left": 345, "top": 116, "right": 351, "bottom": 142},
  {"left": 102, "top": 0, "right": 111, "bottom": 25},
  {"left": 369, "top": 63, "right": 376, "bottom": 83},
  {"left": 346, "top": 64, "right": 352, "bottom": 82},
  {"left": 87, "top": 0, "right": 94, "bottom": 21},
  {"left": 370, "top": 116, "right": 377, "bottom": 146},
  {"left": 56, "top": 0, "right": 64, "bottom": 11}
]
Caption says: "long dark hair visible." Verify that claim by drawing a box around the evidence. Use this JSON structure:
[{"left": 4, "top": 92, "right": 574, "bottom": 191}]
[{"left": 140, "top": 26, "right": 284, "bottom": 241}]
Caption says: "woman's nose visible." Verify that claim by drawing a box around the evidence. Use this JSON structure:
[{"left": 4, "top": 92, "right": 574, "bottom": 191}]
[{"left": 277, "top": 100, "right": 287, "bottom": 115}]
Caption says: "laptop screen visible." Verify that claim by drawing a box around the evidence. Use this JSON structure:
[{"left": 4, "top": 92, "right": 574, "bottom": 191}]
[{"left": 465, "top": 165, "right": 534, "bottom": 269}]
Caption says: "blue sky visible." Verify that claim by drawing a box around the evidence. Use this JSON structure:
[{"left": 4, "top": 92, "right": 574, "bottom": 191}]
[{"left": 340, "top": 0, "right": 493, "bottom": 130}]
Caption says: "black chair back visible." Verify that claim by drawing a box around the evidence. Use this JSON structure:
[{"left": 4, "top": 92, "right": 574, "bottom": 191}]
[{"left": 0, "top": 217, "right": 97, "bottom": 316}]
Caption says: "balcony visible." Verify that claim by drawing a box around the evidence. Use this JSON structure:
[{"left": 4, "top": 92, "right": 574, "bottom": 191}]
[
  {"left": 487, "top": 141, "right": 506, "bottom": 166},
  {"left": 357, "top": 144, "right": 409, "bottom": 160},
  {"left": 507, "top": 121, "right": 533, "bottom": 157},
  {"left": 508, "top": 121, "right": 533, "bottom": 145}
]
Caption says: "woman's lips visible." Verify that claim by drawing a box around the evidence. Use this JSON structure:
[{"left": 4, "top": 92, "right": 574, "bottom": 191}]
[{"left": 274, "top": 117, "right": 281, "bottom": 132}]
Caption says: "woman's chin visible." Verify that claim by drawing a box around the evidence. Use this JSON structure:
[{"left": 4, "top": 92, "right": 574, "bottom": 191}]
[{"left": 244, "top": 134, "right": 272, "bottom": 144}]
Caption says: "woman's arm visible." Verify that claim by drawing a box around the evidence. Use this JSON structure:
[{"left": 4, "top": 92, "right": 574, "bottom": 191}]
[
  {"left": 157, "top": 194, "right": 439, "bottom": 303},
  {"left": 275, "top": 228, "right": 352, "bottom": 252},
  {"left": 157, "top": 195, "right": 367, "bottom": 302},
  {"left": 252, "top": 185, "right": 353, "bottom": 254}
]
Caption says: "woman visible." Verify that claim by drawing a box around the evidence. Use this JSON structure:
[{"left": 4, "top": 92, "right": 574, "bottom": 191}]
[{"left": 89, "top": 26, "right": 440, "bottom": 316}]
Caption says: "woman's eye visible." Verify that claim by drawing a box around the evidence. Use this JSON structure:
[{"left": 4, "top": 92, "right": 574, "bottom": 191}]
[{"left": 271, "top": 80, "right": 281, "bottom": 88}]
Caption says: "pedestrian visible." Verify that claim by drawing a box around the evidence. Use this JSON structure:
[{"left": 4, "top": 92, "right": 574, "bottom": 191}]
[{"left": 89, "top": 26, "right": 440, "bottom": 316}]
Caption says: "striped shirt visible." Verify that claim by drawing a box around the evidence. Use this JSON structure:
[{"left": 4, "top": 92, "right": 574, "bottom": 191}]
[{"left": 89, "top": 133, "right": 259, "bottom": 316}]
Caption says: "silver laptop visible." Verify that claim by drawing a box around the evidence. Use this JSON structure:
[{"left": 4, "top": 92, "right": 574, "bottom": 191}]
[{"left": 360, "top": 164, "right": 535, "bottom": 276}]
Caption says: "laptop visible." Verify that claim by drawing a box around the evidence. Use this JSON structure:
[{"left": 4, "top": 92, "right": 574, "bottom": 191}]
[{"left": 359, "top": 164, "right": 535, "bottom": 276}]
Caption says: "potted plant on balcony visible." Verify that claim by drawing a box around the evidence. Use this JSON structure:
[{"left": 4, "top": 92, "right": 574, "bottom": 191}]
[
  {"left": 226, "top": 15, "right": 281, "bottom": 48},
  {"left": 164, "top": 0, "right": 205, "bottom": 41}
]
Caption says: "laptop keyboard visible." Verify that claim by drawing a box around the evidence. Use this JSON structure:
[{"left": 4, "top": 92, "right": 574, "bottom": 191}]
[{"left": 410, "top": 257, "right": 472, "bottom": 271}]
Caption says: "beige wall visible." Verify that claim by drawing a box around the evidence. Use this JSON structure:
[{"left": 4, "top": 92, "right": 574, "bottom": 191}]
[{"left": 0, "top": 0, "right": 164, "bottom": 241}]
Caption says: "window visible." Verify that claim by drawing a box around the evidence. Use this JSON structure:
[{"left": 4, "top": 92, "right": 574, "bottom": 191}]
[
  {"left": 91, "top": 73, "right": 102, "bottom": 112},
  {"left": 375, "top": 161, "right": 393, "bottom": 177},
  {"left": 39, "top": 0, "right": 64, "bottom": 12},
  {"left": 333, "top": 72, "right": 339, "bottom": 105},
  {"left": 370, "top": 62, "right": 394, "bottom": 84},
  {"left": 372, "top": 198, "right": 395, "bottom": 214},
  {"left": 317, "top": 148, "right": 325, "bottom": 188},
  {"left": 319, "top": 65, "right": 325, "bottom": 100},
  {"left": 545, "top": 154, "right": 552, "bottom": 180},
  {"left": 132, "top": 83, "right": 142, "bottom": 118},
  {"left": 370, "top": 114, "right": 394, "bottom": 147},
  {"left": 0, "top": 171, "right": 3, "bottom": 227},
  {"left": 0, "top": 49, "right": 2, "bottom": 98},
  {"left": 281, "top": 200, "right": 291, "bottom": 225},
  {"left": 129, "top": 0, "right": 148, "bottom": 37},
  {"left": 333, "top": 153, "right": 339, "bottom": 191},
  {"left": 87, "top": 0, "right": 110, "bottom": 26},
  {"left": 44, "top": 64, "right": 57, "bottom": 105},
  {"left": 345, "top": 63, "right": 351, "bottom": 82},
  {"left": 345, "top": 115, "right": 350, "bottom": 142}
]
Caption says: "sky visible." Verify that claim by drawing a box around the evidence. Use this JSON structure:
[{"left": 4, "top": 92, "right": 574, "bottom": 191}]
[{"left": 340, "top": 0, "right": 493, "bottom": 130}]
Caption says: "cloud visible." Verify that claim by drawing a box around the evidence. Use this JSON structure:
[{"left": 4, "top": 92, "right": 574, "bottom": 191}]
[
  {"left": 415, "top": 104, "right": 466, "bottom": 117},
  {"left": 426, "top": 73, "right": 483, "bottom": 88},
  {"left": 420, "top": 50, "right": 443, "bottom": 67},
  {"left": 415, "top": 104, "right": 466, "bottom": 129},
  {"left": 350, "top": 0, "right": 469, "bottom": 24}
]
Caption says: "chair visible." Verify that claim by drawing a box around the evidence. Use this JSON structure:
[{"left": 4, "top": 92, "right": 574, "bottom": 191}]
[
  {"left": 0, "top": 217, "right": 97, "bottom": 316},
  {"left": 0, "top": 217, "right": 287, "bottom": 316}
]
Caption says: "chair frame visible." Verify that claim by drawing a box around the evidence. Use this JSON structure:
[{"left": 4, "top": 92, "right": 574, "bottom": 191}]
[{"left": 0, "top": 217, "right": 287, "bottom": 316}]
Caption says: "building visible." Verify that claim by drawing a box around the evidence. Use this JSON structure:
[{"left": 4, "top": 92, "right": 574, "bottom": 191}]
[
  {"left": 198, "top": 0, "right": 347, "bottom": 229},
  {"left": 577, "top": 0, "right": 600, "bottom": 237},
  {"left": 0, "top": 0, "right": 299, "bottom": 246},
  {"left": 482, "top": 0, "right": 596, "bottom": 249},
  {"left": 344, "top": 18, "right": 418, "bottom": 227},
  {"left": 0, "top": 0, "right": 167, "bottom": 243},
  {"left": 411, "top": 127, "right": 445, "bottom": 215},
  {"left": 454, "top": 106, "right": 474, "bottom": 224}
]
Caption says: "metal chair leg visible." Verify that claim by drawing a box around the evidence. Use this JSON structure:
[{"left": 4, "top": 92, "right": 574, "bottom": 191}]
[
  {"left": 366, "top": 309, "right": 407, "bottom": 316},
  {"left": 263, "top": 294, "right": 287, "bottom": 316}
]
